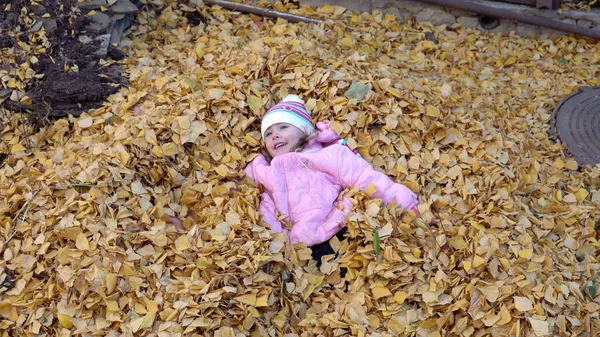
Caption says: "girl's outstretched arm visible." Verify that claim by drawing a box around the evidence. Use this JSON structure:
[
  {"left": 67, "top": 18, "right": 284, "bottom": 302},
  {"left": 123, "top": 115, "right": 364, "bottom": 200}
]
[
  {"left": 328, "top": 145, "right": 418, "bottom": 210},
  {"left": 244, "top": 154, "right": 272, "bottom": 188},
  {"left": 259, "top": 192, "right": 288, "bottom": 234}
]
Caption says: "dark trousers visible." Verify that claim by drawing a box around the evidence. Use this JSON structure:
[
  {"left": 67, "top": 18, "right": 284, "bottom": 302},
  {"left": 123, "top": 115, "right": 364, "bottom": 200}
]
[{"left": 310, "top": 227, "right": 347, "bottom": 265}]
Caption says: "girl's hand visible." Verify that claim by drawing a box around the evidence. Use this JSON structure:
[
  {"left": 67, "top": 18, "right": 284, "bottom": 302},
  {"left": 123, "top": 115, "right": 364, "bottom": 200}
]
[{"left": 410, "top": 206, "right": 420, "bottom": 217}]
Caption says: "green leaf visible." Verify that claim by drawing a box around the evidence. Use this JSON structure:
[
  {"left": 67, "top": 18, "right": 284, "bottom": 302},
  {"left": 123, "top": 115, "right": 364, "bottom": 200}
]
[
  {"left": 559, "top": 56, "right": 569, "bottom": 65},
  {"left": 181, "top": 76, "right": 203, "bottom": 91},
  {"left": 247, "top": 95, "right": 262, "bottom": 114},
  {"left": 586, "top": 285, "right": 597, "bottom": 298},
  {"left": 373, "top": 231, "right": 380, "bottom": 255},
  {"left": 344, "top": 81, "right": 371, "bottom": 101}
]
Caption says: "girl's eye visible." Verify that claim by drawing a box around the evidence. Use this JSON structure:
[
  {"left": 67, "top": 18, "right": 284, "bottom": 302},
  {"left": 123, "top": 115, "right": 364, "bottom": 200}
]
[
  {"left": 280, "top": 125, "right": 287, "bottom": 130},
  {"left": 266, "top": 132, "right": 271, "bottom": 137}
]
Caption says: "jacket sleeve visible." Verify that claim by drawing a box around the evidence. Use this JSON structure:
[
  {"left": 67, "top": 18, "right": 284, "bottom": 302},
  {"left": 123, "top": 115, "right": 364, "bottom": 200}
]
[
  {"left": 244, "top": 155, "right": 288, "bottom": 233},
  {"left": 259, "top": 192, "right": 288, "bottom": 234},
  {"left": 330, "top": 146, "right": 418, "bottom": 210},
  {"left": 244, "top": 154, "right": 271, "bottom": 189}
]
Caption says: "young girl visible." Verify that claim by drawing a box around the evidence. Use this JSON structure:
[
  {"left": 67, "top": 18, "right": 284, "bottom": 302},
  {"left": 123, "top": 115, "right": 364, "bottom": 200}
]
[{"left": 245, "top": 94, "right": 419, "bottom": 264}]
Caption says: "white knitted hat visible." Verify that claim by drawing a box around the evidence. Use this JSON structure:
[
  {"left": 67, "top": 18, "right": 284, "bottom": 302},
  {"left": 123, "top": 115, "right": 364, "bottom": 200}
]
[{"left": 261, "top": 94, "right": 315, "bottom": 139}]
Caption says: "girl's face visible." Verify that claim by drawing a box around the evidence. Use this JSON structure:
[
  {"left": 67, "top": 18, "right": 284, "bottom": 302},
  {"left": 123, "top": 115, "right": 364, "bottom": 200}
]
[{"left": 264, "top": 123, "right": 306, "bottom": 158}]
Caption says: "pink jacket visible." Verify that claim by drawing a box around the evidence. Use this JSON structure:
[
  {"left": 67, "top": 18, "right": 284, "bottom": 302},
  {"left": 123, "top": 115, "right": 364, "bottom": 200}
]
[{"left": 244, "top": 122, "right": 418, "bottom": 246}]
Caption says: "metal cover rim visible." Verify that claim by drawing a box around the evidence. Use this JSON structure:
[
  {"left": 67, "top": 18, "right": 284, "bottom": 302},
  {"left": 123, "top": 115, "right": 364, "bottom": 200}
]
[{"left": 551, "top": 86, "right": 600, "bottom": 167}]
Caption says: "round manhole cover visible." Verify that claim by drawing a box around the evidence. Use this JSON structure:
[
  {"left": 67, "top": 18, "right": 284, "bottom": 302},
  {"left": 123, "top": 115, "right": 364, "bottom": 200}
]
[{"left": 551, "top": 86, "right": 600, "bottom": 167}]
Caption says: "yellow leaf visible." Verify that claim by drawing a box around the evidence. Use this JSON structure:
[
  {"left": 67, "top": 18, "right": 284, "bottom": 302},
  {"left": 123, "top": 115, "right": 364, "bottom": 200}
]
[
  {"left": 20, "top": 95, "right": 32, "bottom": 105},
  {"left": 195, "top": 43, "right": 205, "bottom": 59},
  {"left": 463, "top": 260, "right": 471, "bottom": 272},
  {"left": 564, "top": 159, "right": 578, "bottom": 170},
  {"left": 364, "top": 184, "right": 377, "bottom": 196},
  {"left": 234, "top": 294, "right": 257, "bottom": 305},
  {"left": 479, "top": 284, "right": 499, "bottom": 302},
  {"left": 426, "top": 105, "right": 441, "bottom": 118},
  {"left": 215, "top": 164, "right": 229, "bottom": 177},
  {"left": 330, "top": 120, "right": 344, "bottom": 135},
  {"left": 412, "top": 91, "right": 425, "bottom": 99},
  {"left": 497, "top": 305, "right": 511, "bottom": 325},
  {"left": 152, "top": 145, "right": 164, "bottom": 157},
  {"left": 177, "top": 115, "right": 191, "bottom": 129},
  {"left": 75, "top": 233, "right": 90, "bottom": 250},
  {"left": 175, "top": 236, "right": 191, "bottom": 251},
  {"left": 421, "top": 319, "right": 436, "bottom": 329},
  {"left": 514, "top": 296, "right": 533, "bottom": 312},
  {"left": 106, "top": 273, "right": 117, "bottom": 294},
  {"left": 247, "top": 95, "right": 262, "bottom": 114},
  {"left": 372, "top": 285, "right": 392, "bottom": 299},
  {"left": 504, "top": 56, "right": 517, "bottom": 66},
  {"left": 318, "top": 4, "right": 335, "bottom": 13},
  {"left": 255, "top": 294, "right": 269, "bottom": 307},
  {"left": 386, "top": 87, "right": 402, "bottom": 99},
  {"left": 482, "top": 313, "right": 500, "bottom": 327},
  {"left": 393, "top": 291, "right": 409, "bottom": 304},
  {"left": 181, "top": 76, "right": 203, "bottom": 90},
  {"left": 575, "top": 188, "right": 589, "bottom": 201},
  {"left": 472, "top": 255, "right": 485, "bottom": 268},
  {"left": 387, "top": 316, "right": 405, "bottom": 334},
  {"left": 341, "top": 36, "right": 354, "bottom": 48},
  {"left": 448, "top": 237, "right": 468, "bottom": 250},
  {"left": 161, "top": 143, "right": 177, "bottom": 156},
  {"left": 10, "top": 143, "right": 25, "bottom": 154},
  {"left": 518, "top": 248, "right": 533, "bottom": 259},
  {"left": 528, "top": 318, "right": 549, "bottom": 336},
  {"left": 207, "top": 88, "right": 224, "bottom": 100},
  {"left": 155, "top": 76, "right": 169, "bottom": 89},
  {"left": 78, "top": 116, "right": 93, "bottom": 128},
  {"left": 58, "top": 314, "right": 74, "bottom": 329}
]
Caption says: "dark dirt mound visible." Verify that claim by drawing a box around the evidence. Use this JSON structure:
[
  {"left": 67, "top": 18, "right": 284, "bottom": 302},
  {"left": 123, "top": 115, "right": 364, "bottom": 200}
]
[{"left": 0, "top": 0, "right": 126, "bottom": 129}]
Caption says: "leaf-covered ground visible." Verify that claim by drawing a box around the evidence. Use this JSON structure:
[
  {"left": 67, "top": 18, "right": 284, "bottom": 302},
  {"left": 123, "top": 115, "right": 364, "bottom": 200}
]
[{"left": 1, "top": 1, "right": 600, "bottom": 336}]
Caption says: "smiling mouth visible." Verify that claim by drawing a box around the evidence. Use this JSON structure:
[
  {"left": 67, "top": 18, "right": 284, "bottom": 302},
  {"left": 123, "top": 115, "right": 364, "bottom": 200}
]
[{"left": 274, "top": 142, "right": 287, "bottom": 149}]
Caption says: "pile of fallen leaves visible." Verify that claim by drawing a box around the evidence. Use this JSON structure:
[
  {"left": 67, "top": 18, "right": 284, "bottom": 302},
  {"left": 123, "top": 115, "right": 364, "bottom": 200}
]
[
  {"left": 560, "top": 0, "right": 600, "bottom": 11},
  {"left": 1, "top": 0, "right": 600, "bottom": 336}
]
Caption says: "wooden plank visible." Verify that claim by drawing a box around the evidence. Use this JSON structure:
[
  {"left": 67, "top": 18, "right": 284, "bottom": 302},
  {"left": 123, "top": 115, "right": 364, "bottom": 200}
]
[
  {"left": 536, "top": 0, "right": 559, "bottom": 9},
  {"left": 492, "top": 0, "right": 537, "bottom": 5},
  {"left": 489, "top": 0, "right": 558, "bottom": 9}
]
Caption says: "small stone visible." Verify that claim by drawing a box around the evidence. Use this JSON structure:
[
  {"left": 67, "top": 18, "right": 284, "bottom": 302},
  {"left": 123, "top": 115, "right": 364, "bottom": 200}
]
[
  {"left": 488, "top": 20, "right": 516, "bottom": 34},
  {"left": 110, "top": 18, "right": 129, "bottom": 47},
  {"left": 75, "top": 0, "right": 108, "bottom": 10},
  {"left": 108, "top": 0, "right": 139, "bottom": 15},
  {"left": 577, "top": 19, "right": 595, "bottom": 28},
  {"left": 42, "top": 18, "right": 57, "bottom": 33},
  {"left": 559, "top": 9, "right": 595, "bottom": 21},
  {"left": 31, "top": 20, "right": 44, "bottom": 32},
  {"left": 375, "top": 0, "right": 427, "bottom": 15},
  {"left": 515, "top": 23, "right": 541, "bottom": 37},
  {"left": 523, "top": 9, "right": 557, "bottom": 20},
  {"left": 539, "top": 28, "right": 566, "bottom": 39},
  {"left": 415, "top": 7, "right": 456, "bottom": 26},
  {"left": 86, "top": 12, "right": 112, "bottom": 33},
  {"left": 449, "top": 9, "right": 473, "bottom": 17},
  {"left": 78, "top": 35, "right": 93, "bottom": 45},
  {"left": 94, "top": 34, "right": 111, "bottom": 57},
  {"left": 0, "top": 89, "right": 11, "bottom": 99},
  {"left": 31, "top": 4, "right": 47, "bottom": 15},
  {"left": 456, "top": 16, "right": 479, "bottom": 29},
  {"left": 380, "top": 7, "right": 407, "bottom": 21}
]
